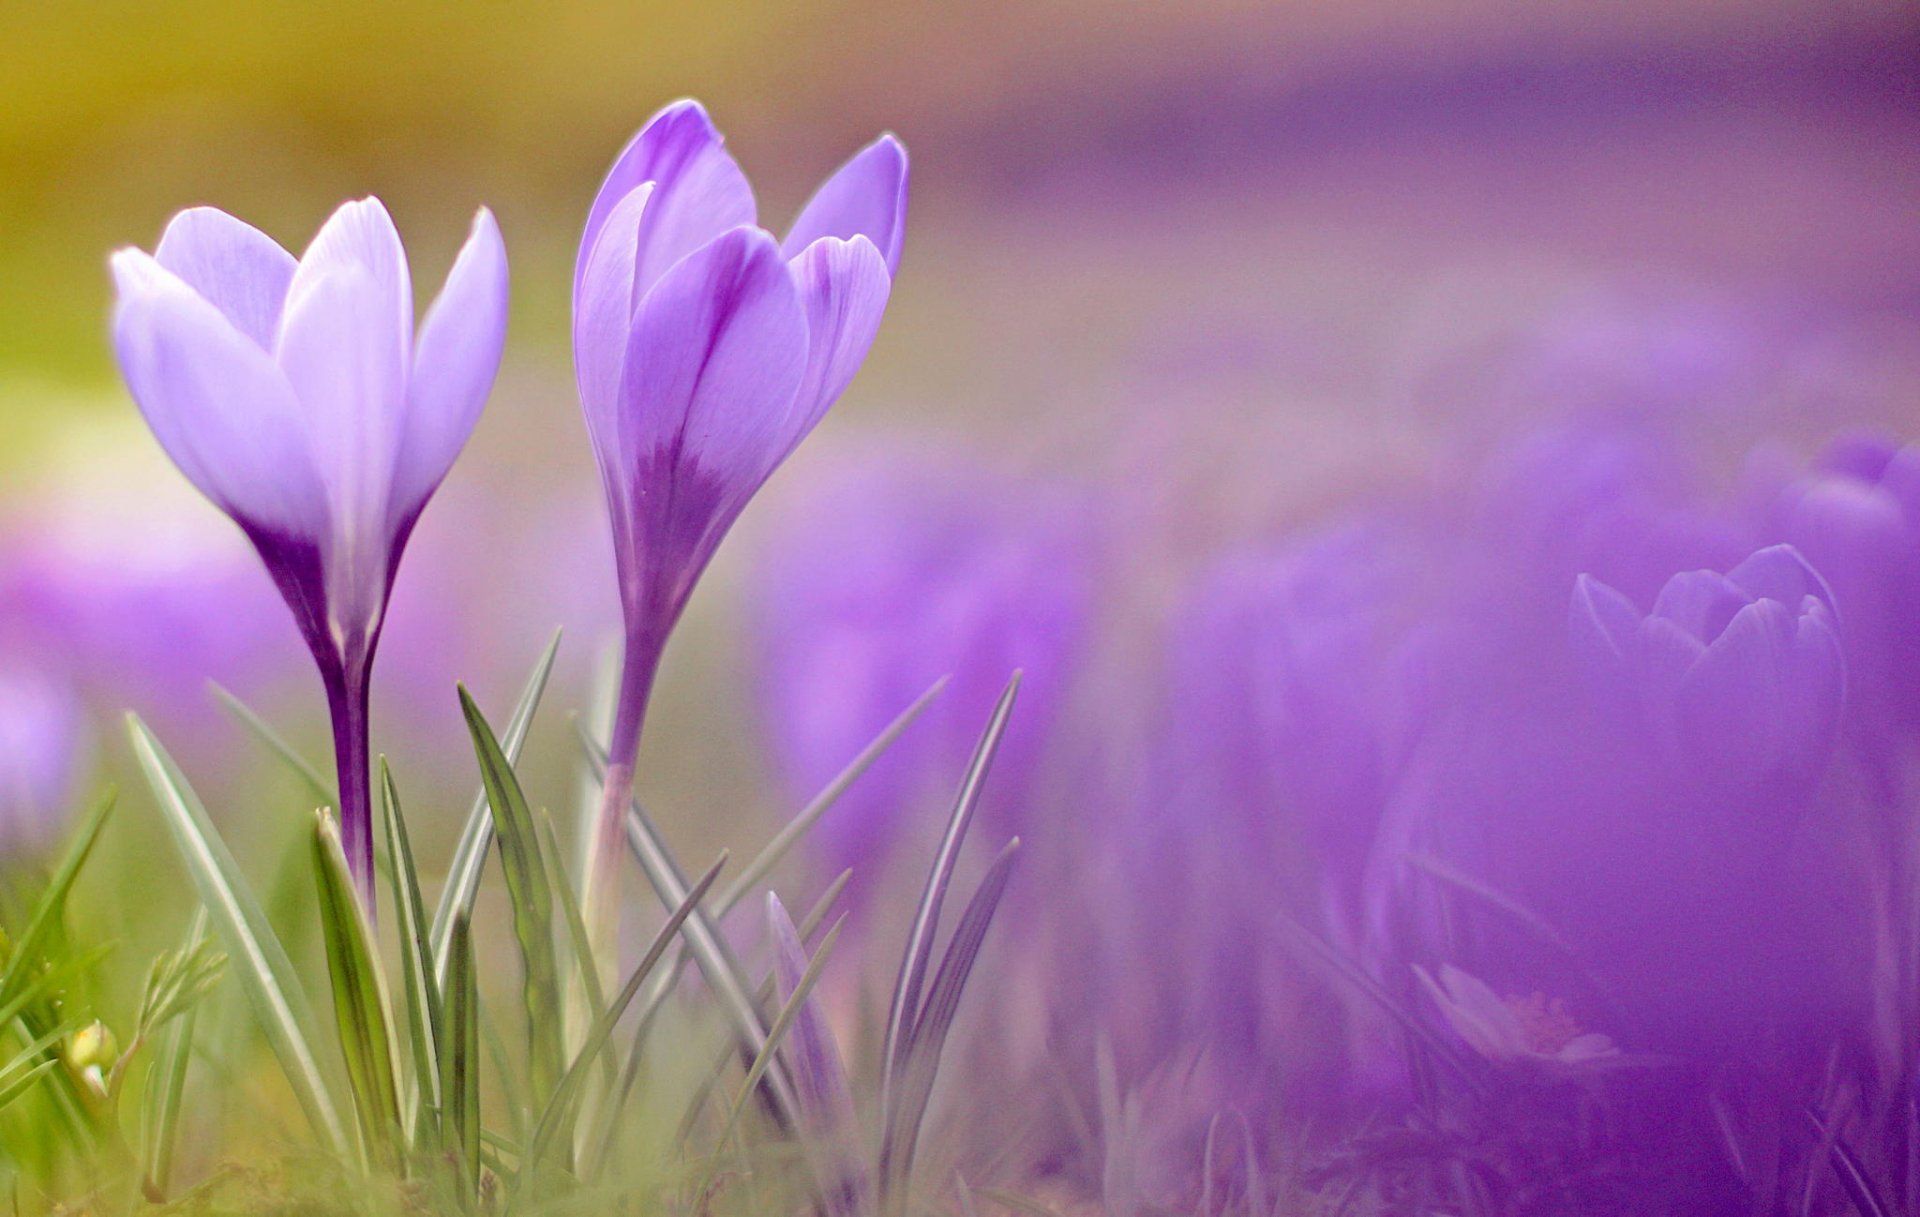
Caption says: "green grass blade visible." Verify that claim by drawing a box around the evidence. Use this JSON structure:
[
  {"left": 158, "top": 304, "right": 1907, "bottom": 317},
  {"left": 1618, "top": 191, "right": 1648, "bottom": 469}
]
[
  {"left": 458, "top": 685, "right": 564, "bottom": 1113},
  {"left": 0, "top": 1059, "right": 55, "bottom": 1114},
  {"left": 314, "top": 811, "right": 405, "bottom": 1170},
  {"left": 379, "top": 759, "right": 444, "bottom": 1142},
  {"left": 0, "top": 787, "right": 113, "bottom": 1013},
  {"left": 1807, "top": 1107, "right": 1893, "bottom": 1217},
  {"left": 431, "top": 630, "right": 562, "bottom": 988},
  {"left": 143, "top": 909, "right": 209, "bottom": 1199},
  {"left": 880, "top": 672, "right": 1020, "bottom": 1117},
  {"left": 622, "top": 804, "right": 803, "bottom": 1128},
  {"left": 525, "top": 855, "right": 725, "bottom": 1186},
  {"left": 574, "top": 727, "right": 802, "bottom": 1131},
  {"left": 881, "top": 838, "right": 1020, "bottom": 1198},
  {"left": 536, "top": 808, "right": 613, "bottom": 1086},
  {"left": 1274, "top": 914, "right": 1481, "bottom": 1090},
  {"left": 210, "top": 683, "right": 337, "bottom": 811},
  {"left": 440, "top": 913, "right": 482, "bottom": 1203},
  {"left": 694, "top": 915, "right": 847, "bottom": 1204},
  {"left": 127, "top": 714, "right": 349, "bottom": 1155},
  {"left": 714, "top": 677, "right": 947, "bottom": 912}
]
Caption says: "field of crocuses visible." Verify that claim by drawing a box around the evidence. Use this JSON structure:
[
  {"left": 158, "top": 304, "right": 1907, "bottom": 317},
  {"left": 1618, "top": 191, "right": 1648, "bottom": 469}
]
[{"left": 4, "top": 4, "right": 1920, "bottom": 1215}]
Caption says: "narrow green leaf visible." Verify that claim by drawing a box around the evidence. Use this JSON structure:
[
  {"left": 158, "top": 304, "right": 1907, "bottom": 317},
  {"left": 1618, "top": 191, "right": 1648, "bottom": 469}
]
[
  {"left": 1274, "top": 914, "right": 1481, "bottom": 1090},
  {"left": 458, "top": 685, "right": 563, "bottom": 1112},
  {"left": 379, "top": 759, "right": 443, "bottom": 1142},
  {"left": 525, "top": 855, "right": 724, "bottom": 1185},
  {"left": 314, "top": 811, "right": 405, "bottom": 1170},
  {"left": 715, "top": 677, "right": 946, "bottom": 912},
  {"left": 440, "top": 913, "right": 481, "bottom": 1204},
  {"left": 696, "top": 915, "right": 848, "bottom": 1207},
  {"left": 573, "top": 727, "right": 802, "bottom": 1130},
  {"left": 143, "top": 909, "right": 208, "bottom": 1199},
  {"left": 536, "top": 809, "right": 613, "bottom": 1087},
  {"left": 210, "top": 683, "right": 337, "bottom": 811},
  {"left": 431, "top": 629, "right": 562, "bottom": 988},
  {"left": 1404, "top": 852, "right": 1576, "bottom": 957},
  {"left": 127, "top": 714, "right": 348, "bottom": 1155},
  {"left": 0, "top": 787, "right": 113, "bottom": 1014},
  {"left": 1808, "top": 1107, "right": 1892, "bottom": 1217},
  {"left": 0, "top": 1060, "right": 55, "bottom": 1114},
  {"left": 881, "top": 838, "right": 1020, "bottom": 1196},
  {"left": 881, "top": 672, "right": 1020, "bottom": 1116}
]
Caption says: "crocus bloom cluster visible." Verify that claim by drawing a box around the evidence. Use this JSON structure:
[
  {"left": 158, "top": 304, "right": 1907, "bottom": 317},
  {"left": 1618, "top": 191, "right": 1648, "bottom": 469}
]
[
  {"left": 1570, "top": 544, "right": 1845, "bottom": 786},
  {"left": 572, "top": 100, "right": 907, "bottom": 918},
  {"left": 111, "top": 200, "right": 508, "bottom": 897}
]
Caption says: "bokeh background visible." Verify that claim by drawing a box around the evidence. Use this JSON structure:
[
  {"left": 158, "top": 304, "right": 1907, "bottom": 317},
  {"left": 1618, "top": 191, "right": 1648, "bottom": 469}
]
[{"left": 5, "top": 0, "right": 1920, "bottom": 1043}]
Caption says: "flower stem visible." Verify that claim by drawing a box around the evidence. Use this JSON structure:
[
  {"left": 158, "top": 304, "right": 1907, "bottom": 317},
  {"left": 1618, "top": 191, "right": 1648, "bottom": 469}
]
[
  {"left": 323, "top": 660, "right": 376, "bottom": 914},
  {"left": 582, "top": 637, "right": 661, "bottom": 978}
]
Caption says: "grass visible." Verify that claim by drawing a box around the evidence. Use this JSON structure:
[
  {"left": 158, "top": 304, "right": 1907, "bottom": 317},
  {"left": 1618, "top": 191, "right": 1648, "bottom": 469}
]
[{"left": 0, "top": 636, "right": 1023, "bottom": 1217}]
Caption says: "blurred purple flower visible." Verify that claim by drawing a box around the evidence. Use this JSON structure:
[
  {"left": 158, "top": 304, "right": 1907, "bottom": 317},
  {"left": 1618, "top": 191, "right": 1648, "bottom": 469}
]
[
  {"left": 1162, "top": 523, "right": 1415, "bottom": 872},
  {"left": 572, "top": 99, "right": 907, "bottom": 910},
  {"left": 1570, "top": 544, "right": 1844, "bottom": 786},
  {"left": 0, "top": 436, "right": 306, "bottom": 749},
  {"left": 752, "top": 443, "right": 1093, "bottom": 878},
  {"left": 0, "top": 665, "right": 86, "bottom": 855},
  {"left": 110, "top": 199, "right": 508, "bottom": 898},
  {"left": 1769, "top": 432, "right": 1920, "bottom": 742},
  {"left": 1476, "top": 420, "right": 1752, "bottom": 614}
]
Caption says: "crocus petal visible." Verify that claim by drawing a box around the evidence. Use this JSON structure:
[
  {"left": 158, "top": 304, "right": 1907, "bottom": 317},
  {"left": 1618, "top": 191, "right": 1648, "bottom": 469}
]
[
  {"left": 277, "top": 265, "right": 411, "bottom": 627},
  {"left": 1814, "top": 429, "right": 1898, "bottom": 481},
  {"left": 1783, "top": 601, "right": 1846, "bottom": 761},
  {"left": 1650, "top": 569, "right": 1749, "bottom": 642},
  {"left": 785, "top": 234, "right": 891, "bottom": 450},
  {"left": 154, "top": 207, "right": 297, "bottom": 348},
  {"left": 284, "top": 197, "right": 414, "bottom": 363},
  {"left": 617, "top": 225, "right": 808, "bottom": 489},
  {"left": 781, "top": 133, "right": 909, "bottom": 275},
  {"left": 1881, "top": 445, "right": 1920, "bottom": 521},
  {"left": 1675, "top": 598, "right": 1801, "bottom": 777},
  {"left": 1569, "top": 573, "right": 1641, "bottom": 671},
  {"left": 111, "top": 250, "right": 327, "bottom": 540},
  {"left": 767, "top": 894, "right": 855, "bottom": 1130},
  {"left": 575, "top": 100, "right": 756, "bottom": 310},
  {"left": 613, "top": 225, "right": 808, "bottom": 615},
  {"left": 1726, "top": 543, "right": 1836, "bottom": 615},
  {"left": 574, "top": 183, "right": 654, "bottom": 451},
  {"left": 1634, "top": 615, "right": 1705, "bottom": 723},
  {"left": 394, "top": 207, "right": 508, "bottom": 530}
]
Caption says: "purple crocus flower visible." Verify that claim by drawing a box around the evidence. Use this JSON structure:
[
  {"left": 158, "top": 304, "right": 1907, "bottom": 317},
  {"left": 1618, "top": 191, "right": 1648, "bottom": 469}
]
[
  {"left": 1769, "top": 433, "right": 1920, "bottom": 743},
  {"left": 1161, "top": 523, "right": 1415, "bottom": 874},
  {"left": 572, "top": 100, "right": 906, "bottom": 916},
  {"left": 110, "top": 199, "right": 508, "bottom": 901},
  {"left": 751, "top": 442, "right": 1092, "bottom": 881},
  {"left": 1569, "top": 544, "right": 1844, "bottom": 787}
]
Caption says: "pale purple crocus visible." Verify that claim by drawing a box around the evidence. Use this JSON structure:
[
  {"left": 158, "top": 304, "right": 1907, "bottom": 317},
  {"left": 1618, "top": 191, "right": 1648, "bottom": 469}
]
[
  {"left": 572, "top": 100, "right": 906, "bottom": 920},
  {"left": 1570, "top": 544, "right": 1845, "bottom": 787},
  {"left": 110, "top": 199, "right": 508, "bottom": 902}
]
